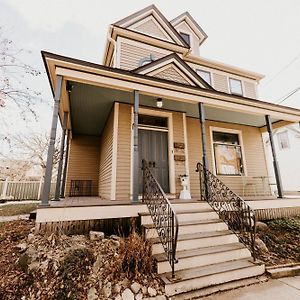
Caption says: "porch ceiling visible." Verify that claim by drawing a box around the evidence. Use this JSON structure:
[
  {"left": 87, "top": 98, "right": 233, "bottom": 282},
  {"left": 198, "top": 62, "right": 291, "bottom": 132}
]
[{"left": 70, "top": 82, "right": 281, "bottom": 136}]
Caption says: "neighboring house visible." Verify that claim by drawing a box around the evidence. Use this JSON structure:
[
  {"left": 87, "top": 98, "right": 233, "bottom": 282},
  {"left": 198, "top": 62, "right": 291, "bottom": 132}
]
[
  {"left": 37, "top": 5, "right": 300, "bottom": 296},
  {"left": 264, "top": 124, "right": 300, "bottom": 193}
]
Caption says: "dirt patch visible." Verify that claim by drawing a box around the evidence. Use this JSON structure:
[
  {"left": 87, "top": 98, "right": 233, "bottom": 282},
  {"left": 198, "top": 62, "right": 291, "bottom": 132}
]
[
  {"left": 256, "top": 217, "right": 300, "bottom": 266},
  {"left": 0, "top": 203, "right": 38, "bottom": 216}
]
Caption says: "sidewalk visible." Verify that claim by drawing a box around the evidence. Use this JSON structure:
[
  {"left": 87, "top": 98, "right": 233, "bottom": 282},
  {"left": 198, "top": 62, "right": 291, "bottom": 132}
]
[{"left": 204, "top": 276, "right": 300, "bottom": 300}]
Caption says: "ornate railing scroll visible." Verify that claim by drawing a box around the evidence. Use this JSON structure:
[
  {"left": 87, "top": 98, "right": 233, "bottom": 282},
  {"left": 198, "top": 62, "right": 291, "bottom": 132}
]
[
  {"left": 142, "top": 159, "right": 179, "bottom": 278},
  {"left": 196, "top": 162, "right": 257, "bottom": 260}
]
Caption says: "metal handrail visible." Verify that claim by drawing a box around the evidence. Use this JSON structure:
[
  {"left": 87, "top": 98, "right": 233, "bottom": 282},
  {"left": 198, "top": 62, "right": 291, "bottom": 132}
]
[
  {"left": 196, "top": 162, "right": 257, "bottom": 260},
  {"left": 142, "top": 159, "right": 179, "bottom": 278}
]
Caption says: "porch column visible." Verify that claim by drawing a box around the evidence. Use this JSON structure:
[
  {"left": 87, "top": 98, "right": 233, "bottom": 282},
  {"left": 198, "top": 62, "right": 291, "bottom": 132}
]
[
  {"left": 198, "top": 102, "right": 208, "bottom": 170},
  {"left": 60, "top": 129, "right": 70, "bottom": 198},
  {"left": 41, "top": 75, "right": 63, "bottom": 206},
  {"left": 132, "top": 90, "right": 139, "bottom": 202},
  {"left": 265, "top": 115, "right": 283, "bottom": 198},
  {"left": 54, "top": 111, "right": 68, "bottom": 200}
]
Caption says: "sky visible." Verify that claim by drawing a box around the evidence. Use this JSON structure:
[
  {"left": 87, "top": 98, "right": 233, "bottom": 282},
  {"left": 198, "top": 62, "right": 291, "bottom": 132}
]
[{"left": 0, "top": 0, "right": 300, "bottom": 140}]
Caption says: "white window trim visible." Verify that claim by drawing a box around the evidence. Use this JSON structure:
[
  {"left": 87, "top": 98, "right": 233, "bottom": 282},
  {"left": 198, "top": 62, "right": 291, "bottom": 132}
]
[
  {"left": 130, "top": 107, "right": 176, "bottom": 196},
  {"left": 228, "top": 77, "right": 245, "bottom": 96},
  {"left": 196, "top": 69, "right": 212, "bottom": 85},
  {"left": 209, "top": 126, "right": 248, "bottom": 177}
]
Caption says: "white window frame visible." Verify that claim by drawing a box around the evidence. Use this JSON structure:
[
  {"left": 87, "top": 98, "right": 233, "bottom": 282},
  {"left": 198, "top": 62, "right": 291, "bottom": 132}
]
[
  {"left": 277, "top": 130, "right": 290, "bottom": 150},
  {"left": 196, "top": 69, "right": 212, "bottom": 85},
  {"left": 209, "top": 126, "right": 248, "bottom": 177},
  {"left": 229, "top": 77, "right": 244, "bottom": 96}
]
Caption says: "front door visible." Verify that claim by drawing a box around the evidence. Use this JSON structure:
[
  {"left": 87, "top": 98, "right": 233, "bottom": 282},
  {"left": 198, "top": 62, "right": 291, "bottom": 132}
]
[{"left": 139, "top": 129, "right": 169, "bottom": 193}]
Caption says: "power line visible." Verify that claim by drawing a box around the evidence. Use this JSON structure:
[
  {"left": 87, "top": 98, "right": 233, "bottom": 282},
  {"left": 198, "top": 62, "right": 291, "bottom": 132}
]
[{"left": 276, "top": 86, "right": 300, "bottom": 104}]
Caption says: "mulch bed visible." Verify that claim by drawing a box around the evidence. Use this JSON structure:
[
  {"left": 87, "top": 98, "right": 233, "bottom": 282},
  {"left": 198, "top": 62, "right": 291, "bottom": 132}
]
[{"left": 256, "top": 217, "right": 300, "bottom": 266}]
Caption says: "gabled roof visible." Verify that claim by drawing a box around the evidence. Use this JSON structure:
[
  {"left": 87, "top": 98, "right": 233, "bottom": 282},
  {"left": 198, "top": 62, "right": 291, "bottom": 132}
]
[
  {"left": 114, "top": 4, "right": 189, "bottom": 47},
  {"left": 133, "top": 53, "right": 214, "bottom": 89},
  {"left": 171, "top": 12, "right": 208, "bottom": 46}
]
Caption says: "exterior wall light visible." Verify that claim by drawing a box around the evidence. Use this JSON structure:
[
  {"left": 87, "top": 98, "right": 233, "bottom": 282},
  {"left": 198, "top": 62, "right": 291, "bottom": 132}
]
[{"left": 156, "top": 98, "right": 163, "bottom": 108}]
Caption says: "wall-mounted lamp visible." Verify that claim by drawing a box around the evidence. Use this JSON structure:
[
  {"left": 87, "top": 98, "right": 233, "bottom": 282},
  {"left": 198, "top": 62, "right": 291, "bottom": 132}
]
[{"left": 156, "top": 98, "right": 163, "bottom": 108}]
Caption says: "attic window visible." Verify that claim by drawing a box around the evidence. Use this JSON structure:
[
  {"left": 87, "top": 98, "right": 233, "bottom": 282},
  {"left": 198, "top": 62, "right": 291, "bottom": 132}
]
[
  {"left": 197, "top": 70, "right": 211, "bottom": 85},
  {"left": 229, "top": 78, "right": 243, "bottom": 96},
  {"left": 179, "top": 32, "right": 190, "bottom": 46},
  {"left": 139, "top": 54, "right": 156, "bottom": 67}
]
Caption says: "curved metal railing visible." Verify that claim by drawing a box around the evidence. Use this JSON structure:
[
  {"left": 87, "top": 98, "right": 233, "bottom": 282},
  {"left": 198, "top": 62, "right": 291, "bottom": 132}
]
[
  {"left": 142, "top": 159, "right": 179, "bottom": 277},
  {"left": 196, "top": 162, "right": 257, "bottom": 259}
]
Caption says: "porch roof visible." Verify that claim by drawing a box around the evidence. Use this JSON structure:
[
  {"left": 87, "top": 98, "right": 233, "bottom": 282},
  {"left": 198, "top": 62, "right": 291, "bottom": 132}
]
[{"left": 42, "top": 51, "right": 300, "bottom": 135}]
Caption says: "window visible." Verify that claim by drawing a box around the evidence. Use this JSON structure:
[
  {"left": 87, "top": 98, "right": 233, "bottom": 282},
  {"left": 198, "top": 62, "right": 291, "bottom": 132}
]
[
  {"left": 138, "top": 114, "right": 168, "bottom": 129},
  {"left": 197, "top": 70, "right": 212, "bottom": 85},
  {"left": 138, "top": 54, "right": 155, "bottom": 67},
  {"left": 277, "top": 131, "right": 290, "bottom": 150},
  {"left": 180, "top": 32, "right": 190, "bottom": 46},
  {"left": 229, "top": 78, "right": 243, "bottom": 95},
  {"left": 212, "top": 131, "right": 244, "bottom": 175}
]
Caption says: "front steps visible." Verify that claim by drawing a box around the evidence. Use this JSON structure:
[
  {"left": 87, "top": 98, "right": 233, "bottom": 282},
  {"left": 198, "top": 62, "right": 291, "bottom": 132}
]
[{"left": 140, "top": 201, "right": 265, "bottom": 298}]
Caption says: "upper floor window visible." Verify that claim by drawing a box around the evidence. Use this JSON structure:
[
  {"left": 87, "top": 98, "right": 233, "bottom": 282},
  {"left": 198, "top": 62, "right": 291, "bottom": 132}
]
[
  {"left": 180, "top": 32, "right": 191, "bottom": 46},
  {"left": 277, "top": 131, "right": 290, "bottom": 150},
  {"left": 197, "top": 70, "right": 212, "bottom": 85},
  {"left": 229, "top": 78, "right": 243, "bottom": 96},
  {"left": 139, "top": 54, "right": 155, "bottom": 67}
]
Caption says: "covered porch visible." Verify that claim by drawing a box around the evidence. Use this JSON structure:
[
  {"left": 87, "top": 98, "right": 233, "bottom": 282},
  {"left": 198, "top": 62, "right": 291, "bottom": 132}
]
[{"left": 38, "top": 51, "right": 300, "bottom": 220}]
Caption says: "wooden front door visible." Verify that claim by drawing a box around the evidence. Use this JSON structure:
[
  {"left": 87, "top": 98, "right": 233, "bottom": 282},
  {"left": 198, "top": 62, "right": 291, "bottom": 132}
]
[{"left": 139, "top": 129, "right": 169, "bottom": 193}]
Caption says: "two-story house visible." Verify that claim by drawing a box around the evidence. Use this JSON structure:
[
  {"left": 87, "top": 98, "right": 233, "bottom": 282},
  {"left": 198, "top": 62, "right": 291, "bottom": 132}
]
[{"left": 37, "top": 5, "right": 300, "bottom": 296}]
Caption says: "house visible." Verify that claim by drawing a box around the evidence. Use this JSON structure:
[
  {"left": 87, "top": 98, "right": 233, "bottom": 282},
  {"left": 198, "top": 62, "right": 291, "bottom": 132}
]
[
  {"left": 37, "top": 5, "right": 300, "bottom": 296},
  {"left": 264, "top": 123, "right": 300, "bottom": 193}
]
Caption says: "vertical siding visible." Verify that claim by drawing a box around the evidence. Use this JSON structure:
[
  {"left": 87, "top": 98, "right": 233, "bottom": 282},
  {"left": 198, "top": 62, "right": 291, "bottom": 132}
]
[
  {"left": 153, "top": 65, "right": 191, "bottom": 85},
  {"left": 213, "top": 73, "right": 229, "bottom": 93},
  {"left": 116, "top": 104, "right": 132, "bottom": 200},
  {"left": 133, "top": 18, "right": 169, "bottom": 41},
  {"left": 99, "top": 108, "right": 114, "bottom": 199},
  {"left": 186, "top": 118, "right": 270, "bottom": 197},
  {"left": 173, "top": 112, "right": 186, "bottom": 196},
  {"left": 66, "top": 135, "right": 100, "bottom": 197},
  {"left": 120, "top": 41, "right": 167, "bottom": 70},
  {"left": 244, "top": 81, "right": 257, "bottom": 99}
]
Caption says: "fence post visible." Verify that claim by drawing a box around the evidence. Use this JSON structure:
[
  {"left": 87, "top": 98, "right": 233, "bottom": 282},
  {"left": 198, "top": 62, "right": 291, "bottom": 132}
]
[
  {"left": 1, "top": 178, "right": 9, "bottom": 200},
  {"left": 37, "top": 178, "right": 43, "bottom": 200}
]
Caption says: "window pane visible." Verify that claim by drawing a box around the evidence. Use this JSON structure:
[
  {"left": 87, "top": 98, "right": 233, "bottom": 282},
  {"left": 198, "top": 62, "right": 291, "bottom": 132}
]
[
  {"left": 229, "top": 78, "right": 243, "bottom": 95},
  {"left": 180, "top": 32, "right": 190, "bottom": 46},
  {"left": 197, "top": 70, "right": 211, "bottom": 85},
  {"left": 214, "top": 144, "right": 243, "bottom": 175},
  {"left": 213, "top": 132, "right": 239, "bottom": 145},
  {"left": 277, "top": 131, "right": 289, "bottom": 150}
]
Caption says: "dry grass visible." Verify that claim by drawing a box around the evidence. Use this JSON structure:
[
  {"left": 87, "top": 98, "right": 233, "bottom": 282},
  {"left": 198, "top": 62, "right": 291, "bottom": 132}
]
[{"left": 0, "top": 203, "right": 38, "bottom": 216}]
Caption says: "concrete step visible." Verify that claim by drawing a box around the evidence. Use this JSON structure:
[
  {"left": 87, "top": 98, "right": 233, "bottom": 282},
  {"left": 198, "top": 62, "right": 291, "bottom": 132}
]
[
  {"left": 140, "top": 208, "right": 218, "bottom": 225},
  {"left": 143, "top": 219, "right": 228, "bottom": 239},
  {"left": 170, "top": 201, "right": 211, "bottom": 211},
  {"left": 161, "top": 258, "right": 265, "bottom": 297},
  {"left": 155, "top": 243, "right": 251, "bottom": 274},
  {"left": 150, "top": 230, "right": 239, "bottom": 254}
]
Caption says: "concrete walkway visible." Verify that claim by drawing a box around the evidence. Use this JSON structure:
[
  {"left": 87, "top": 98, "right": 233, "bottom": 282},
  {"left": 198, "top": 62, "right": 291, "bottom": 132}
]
[
  {"left": 0, "top": 214, "right": 30, "bottom": 222},
  {"left": 203, "top": 276, "right": 300, "bottom": 300}
]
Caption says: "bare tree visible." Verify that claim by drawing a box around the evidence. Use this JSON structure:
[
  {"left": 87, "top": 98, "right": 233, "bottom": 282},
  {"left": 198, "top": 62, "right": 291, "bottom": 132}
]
[
  {"left": 0, "top": 26, "right": 42, "bottom": 119},
  {"left": 2, "top": 132, "right": 60, "bottom": 178}
]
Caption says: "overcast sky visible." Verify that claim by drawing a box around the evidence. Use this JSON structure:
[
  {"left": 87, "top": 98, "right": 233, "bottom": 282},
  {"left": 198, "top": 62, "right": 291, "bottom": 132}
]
[{"left": 1, "top": 0, "right": 300, "bottom": 138}]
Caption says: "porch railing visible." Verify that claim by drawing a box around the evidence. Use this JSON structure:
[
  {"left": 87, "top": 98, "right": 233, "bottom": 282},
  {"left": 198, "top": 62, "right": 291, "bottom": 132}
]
[
  {"left": 142, "top": 159, "right": 179, "bottom": 278},
  {"left": 196, "top": 162, "right": 257, "bottom": 259}
]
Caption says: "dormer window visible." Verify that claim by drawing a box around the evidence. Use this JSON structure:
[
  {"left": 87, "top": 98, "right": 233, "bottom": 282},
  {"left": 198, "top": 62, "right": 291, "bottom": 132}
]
[
  {"left": 229, "top": 78, "right": 243, "bottom": 96},
  {"left": 179, "top": 32, "right": 190, "bottom": 46},
  {"left": 139, "top": 54, "right": 156, "bottom": 67},
  {"left": 197, "top": 70, "right": 211, "bottom": 85}
]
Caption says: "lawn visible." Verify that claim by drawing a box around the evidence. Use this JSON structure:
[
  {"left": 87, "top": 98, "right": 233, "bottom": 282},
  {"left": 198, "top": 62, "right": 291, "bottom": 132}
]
[{"left": 0, "top": 203, "right": 38, "bottom": 216}]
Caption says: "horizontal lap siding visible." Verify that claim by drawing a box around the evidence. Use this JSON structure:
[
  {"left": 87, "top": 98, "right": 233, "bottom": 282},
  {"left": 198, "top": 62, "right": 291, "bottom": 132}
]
[
  {"left": 120, "top": 41, "right": 167, "bottom": 70},
  {"left": 213, "top": 73, "right": 229, "bottom": 93},
  {"left": 66, "top": 135, "right": 100, "bottom": 196},
  {"left": 173, "top": 112, "right": 186, "bottom": 196},
  {"left": 186, "top": 118, "right": 270, "bottom": 197},
  {"left": 116, "top": 104, "right": 132, "bottom": 200},
  {"left": 99, "top": 108, "right": 114, "bottom": 199},
  {"left": 244, "top": 81, "right": 257, "bottom": 99}
]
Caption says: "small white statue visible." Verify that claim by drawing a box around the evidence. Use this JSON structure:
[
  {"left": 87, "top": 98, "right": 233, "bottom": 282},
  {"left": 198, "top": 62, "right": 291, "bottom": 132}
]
[{"left": 179, "top": 174, "right": 191, "bottom": 200}]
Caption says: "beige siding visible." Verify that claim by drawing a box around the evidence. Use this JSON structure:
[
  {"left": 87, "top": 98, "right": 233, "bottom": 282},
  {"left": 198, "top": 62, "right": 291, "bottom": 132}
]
[
  {"left": 186, "top": 118, "right": 270, "bottom": 197},
  {"left": 99, "top": 108, "right": 114, "bottom": 199},
  {"left": 173, "top": 112, "right": 186, "bottom": 196},
  {"left": 244, "top": 81, "right": 257, "bottom": 99},
  {"left": 66, "top": 135, "right": 100, "bottom": 197},
  {"left": 120, "top": 41, "right": 167, "bottom": 70},
  {"left": 153, "top": 65, "right": 191, "bottom": 85},
  {"left": 116, "top": 104, "right": 132, "bottom": 200},
  {"left": 213, "top": 73, "right": 229, "bottom": 93},
  {"left": 133, "top": 18, "right": 169, "bottom": 41}
]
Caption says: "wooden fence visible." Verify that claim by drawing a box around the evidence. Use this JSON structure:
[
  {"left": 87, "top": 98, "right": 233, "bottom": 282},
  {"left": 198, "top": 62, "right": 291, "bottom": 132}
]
[{"left": 0, "top": 179, "right": 56, "bottom": 201}]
